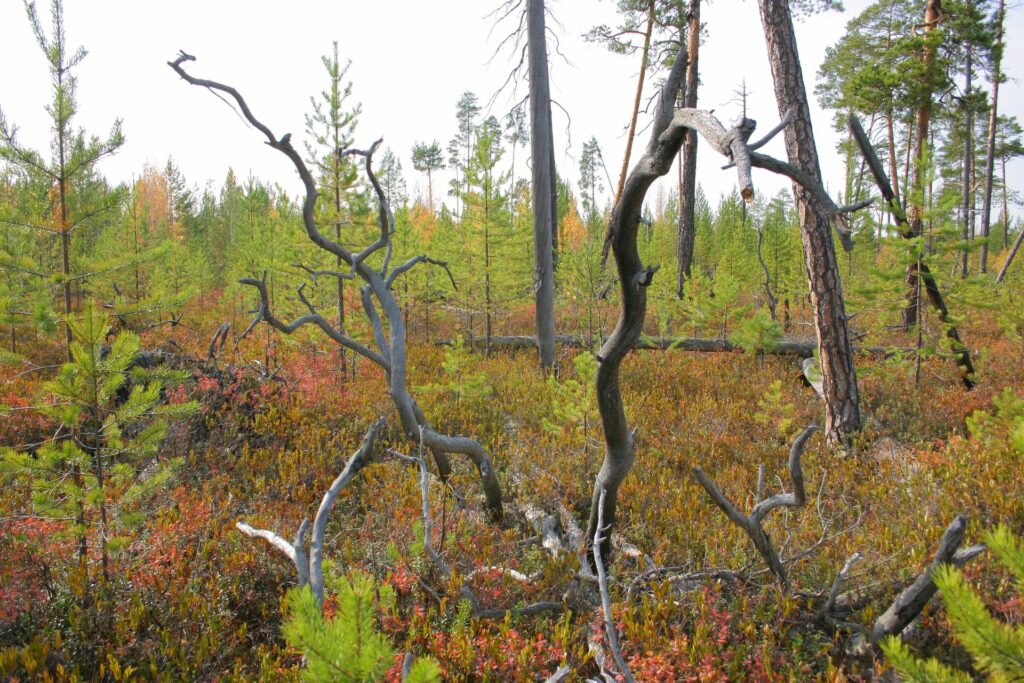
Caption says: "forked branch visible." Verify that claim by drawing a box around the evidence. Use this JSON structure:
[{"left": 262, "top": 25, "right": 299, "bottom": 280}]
[
  {"left": 692, "top": 424, "right": 818, "bottom": 592},
  {"left": 236, "top": 418, "right": 385, "bottom": 611}
]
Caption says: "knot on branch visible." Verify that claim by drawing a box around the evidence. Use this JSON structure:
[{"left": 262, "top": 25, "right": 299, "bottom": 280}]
[{"left": 633, "top": 265, "right": 659, "bottom": 288}]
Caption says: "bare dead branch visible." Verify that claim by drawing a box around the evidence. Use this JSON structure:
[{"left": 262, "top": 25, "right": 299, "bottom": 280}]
[
  {"left": 172, "top": 50, "right": 503, "bottom": 522},
  {"left": 239, "top": 275, "right": 389, "bottom": 369},
  {"left": 824, "top": 552, "right": 862, "bottom": 617},
  {"left": 870, "top": 515, "right": 984, "bottom": 642},
  {"left": 236, "top": 420, "right": 383, "bottom": 610},
  {"left": 207, "top": 321, "right": 231, "bottom": 360},
  {"left": 385, "top": 255, "right": 457, "bottom": 291},
  {"left": 308, "top": 417, "right": 384, "bottom": 608},
  {"left": 692, "top": 425, "right": 818, "bottom": 592},
  {"left": 593, "top": 487, "right": 636, "bottom": 683},
  {"left": 415, "top": 429, "right": 557, "bottom": 619}
]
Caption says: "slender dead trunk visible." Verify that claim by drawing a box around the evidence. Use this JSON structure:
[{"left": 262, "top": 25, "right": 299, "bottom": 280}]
[
  {"left": 886, "top": 110, "right": 901, "bottom": 207},
  {"left": 614, "top": 1, "right": 656, "bottom": 204},
  {"left": 980, "top": 0, "right": 1004, "bottom": 273},
  {"left": 758, "top": 0, "right": 861, "bottom": 444},
  {"left": 996, "top": 227, "right": 1023, "bottom": 284},
  {"left": 850, "top": 115, "right": 976, "bottom": 387},
  {"left": 676, "top": 0, "right": 701, "bottom": 297},
  {"left": 527, "top": 0, "right": 557, "bottom": 368}
]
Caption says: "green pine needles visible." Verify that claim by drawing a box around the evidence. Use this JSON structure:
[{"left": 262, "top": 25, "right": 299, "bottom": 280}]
[
  {"left": 283, "top": 571, "right": 440, "bottom": 682},
  {"left": 882, "top": 525, "right": 1024, "bottom": 682},
  {"left": 1, "top": 307, "right": 195, "bottom": 574}
]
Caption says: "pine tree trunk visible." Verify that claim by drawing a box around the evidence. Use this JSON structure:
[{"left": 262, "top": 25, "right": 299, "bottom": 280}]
[
  {"left": 758, "top": 0, "right": 861, "bottom": 444},
  {"left": 960, "top": 39, "right": 974, "bottom": 279},
  {"left": 527, "top": 0, "right": 557, "bottom": 368},
  {"left": 905, "top": 0, "right": 942, "bottom": 328},
  {"left": 980, "top": 0, "right": 1004, "bottom": 273},
  {"left": 676, "top": 0, "right": 701, "bottom": 297}
]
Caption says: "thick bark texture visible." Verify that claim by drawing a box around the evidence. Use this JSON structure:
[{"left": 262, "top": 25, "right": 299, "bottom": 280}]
[
  {"left": 676, "top": 0, "right": 701, "bottom": 297},
  {"left": 527, "top": 0, "right": 557, "bottom": 368},
  {"left": 758, "top": 0, "right": 861, "bottom": 444}
]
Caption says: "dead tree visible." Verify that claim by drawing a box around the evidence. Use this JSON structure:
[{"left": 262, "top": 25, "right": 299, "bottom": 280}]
[
  {"left": 169, "top": 52, "right": 504, "bottom": 521},
  {"left": 691, "top": 425, "right": 817, "bottom": 593},
  {"left": 819, "top": 515, "right": 984, "bottom": 652},
  {"left": 527, "top": 0, "right": 558, "bottom": 368},
  {"left": 849, "top": 115, "right": 976, "bottom": 389},
  {"left": 589, "top": 49, "right": 870, "bottom": 564}
]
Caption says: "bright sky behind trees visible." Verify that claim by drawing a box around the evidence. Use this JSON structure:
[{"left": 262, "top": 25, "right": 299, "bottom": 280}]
[{"left": 1, "top": 0, "right": 1021, "bottom": 217}]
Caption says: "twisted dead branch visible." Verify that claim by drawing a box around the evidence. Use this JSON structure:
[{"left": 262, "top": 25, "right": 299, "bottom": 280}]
[
  {"left": 169, "top": 52, "right": 503, "bottom": 520},
  {"left": 691, "top": 425, "right": 818, "bottom": 592}
]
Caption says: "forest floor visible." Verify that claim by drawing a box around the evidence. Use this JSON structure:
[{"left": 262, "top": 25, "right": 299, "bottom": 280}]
[{"left": 3, "top": 303, "right": 1023, "bottom": 681}]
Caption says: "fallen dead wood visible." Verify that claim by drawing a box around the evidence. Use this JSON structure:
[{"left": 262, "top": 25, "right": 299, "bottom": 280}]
[{"left": 442, "top": 335, "right": 904, "bottom": 358}]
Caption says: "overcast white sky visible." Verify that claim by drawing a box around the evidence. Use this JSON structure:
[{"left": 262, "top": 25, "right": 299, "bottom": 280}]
[{"left": 1, "top": 0, "right": 1021, "bottom": 219}]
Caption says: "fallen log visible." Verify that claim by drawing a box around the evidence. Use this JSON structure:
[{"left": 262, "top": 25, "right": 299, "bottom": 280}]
[{"left": 440, "top": 335, "right": 904, "bottom": 358}]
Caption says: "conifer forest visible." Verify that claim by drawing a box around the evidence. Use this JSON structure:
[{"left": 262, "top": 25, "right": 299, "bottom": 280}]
[{"left": 5, "top": 0, "right": 1024, "bottom": 680}]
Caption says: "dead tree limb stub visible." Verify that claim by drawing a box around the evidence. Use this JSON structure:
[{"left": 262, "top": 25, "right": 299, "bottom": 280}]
[
  {"left": 414, "top": 430, "right": 561, "bottom": 620},
  {"left": 691, "top": 424, "right": 818, "bottom": 593},
  {"left": 170, "top": 52, "right": 502, "bottom": 520},
  {"left": 849, "top": 115, "right": 976, "bottom": 390},
  {"left": 870, "top": 515, "right": 984, "bottom": 643},
  {"left": 235, "top": 418, "right": 384, "bottom": 610}
]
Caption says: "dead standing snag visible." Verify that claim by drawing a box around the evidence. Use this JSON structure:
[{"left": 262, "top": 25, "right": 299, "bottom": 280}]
[{"left": 169, "top": 52, "right": 503, "bottom": 521}]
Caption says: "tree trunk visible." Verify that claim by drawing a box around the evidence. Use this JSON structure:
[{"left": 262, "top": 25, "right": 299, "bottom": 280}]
[
  {"left": 758, "top": 0, "right": 861, "bottom": 445},
  {"left": 676, "top": 0, "right": 701, "bottom": 297},
  {"left": 960, "top": 36, "right": 974, "bottom": 279},
  {"left": 980, "top": 0, "right": 1004, "bottom": 273},
  {"left": 905, "top": 0, "right": 942, "bottom": 328},
  {"left": 527, "top": 0, "right": 557, "bottom": 368},
  {"left": 587, "top": 54, "right": 688, "bottom": 566},
  {"left": 996, "top": 226, "right": 1023, "bottom": 284}
]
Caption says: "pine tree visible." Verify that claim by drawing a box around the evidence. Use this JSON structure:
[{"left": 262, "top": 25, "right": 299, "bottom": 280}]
[
  {"left": 283, "top": 572, "right": 440, "bottom": 682},
  {"left": 0, "top": 0, "right": 125, "bottom": 360},
  {"left": 411, "top": 140, "right": 445, "bottom": 213},
  {"left": 1, "top": 307, "right": 194, "bottom": 585},
  {"left": 304, "top": 41, "right": 361, "bottom": 382}
]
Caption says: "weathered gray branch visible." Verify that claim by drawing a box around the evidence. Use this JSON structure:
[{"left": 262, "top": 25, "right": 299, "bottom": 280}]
[
  {"left": 691, "top": 425, "right": 817, "bottom": 592},
  {"left": 170, "top": 53, "right": 503, "bottom": 518},
  {"left": 239, "top": 275, "right": 389, "bottom": 370},
  {"left": 870, "top": 515, "right": 984, "bottom": 642},
  {"left": 414, "top": 431, "right": 560, "bottom": 619},
  {"left": 593, "top": 487, "right": 636, "bottom": 683},
  {"left": 236, "top": 418, "right": 384, "bottom": 610}
]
